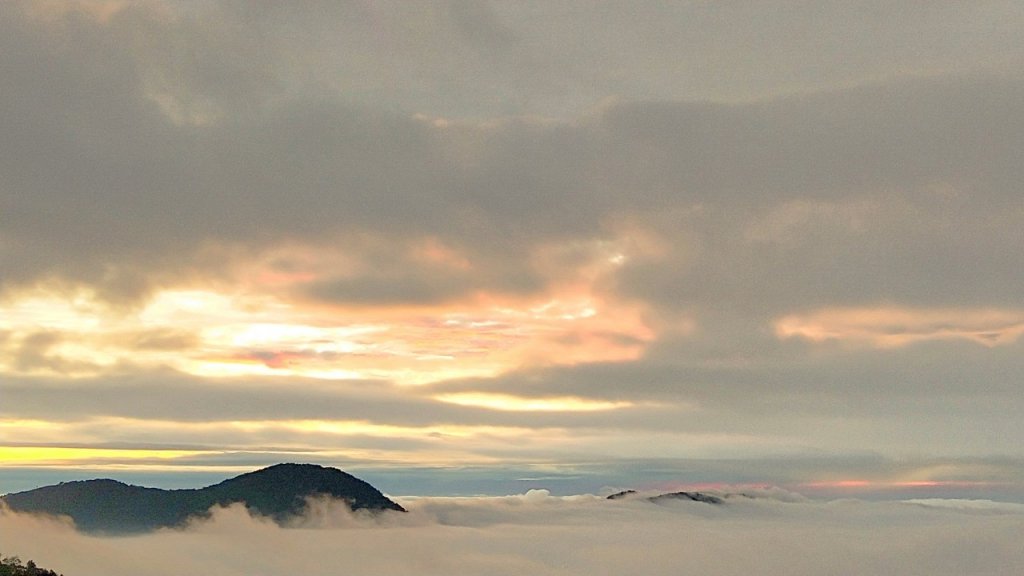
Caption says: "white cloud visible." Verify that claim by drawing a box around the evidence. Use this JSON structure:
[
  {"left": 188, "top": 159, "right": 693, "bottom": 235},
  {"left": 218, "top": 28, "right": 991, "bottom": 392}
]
[
  {"left": 2, "top": 494, "right": 1024, "bottom": 576},
  {"left": 903, "top": 498, "right": 1024, "bottom": 514}
]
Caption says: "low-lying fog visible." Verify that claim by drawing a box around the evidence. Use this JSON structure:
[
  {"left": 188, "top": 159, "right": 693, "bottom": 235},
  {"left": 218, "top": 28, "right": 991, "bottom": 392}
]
[{"left": 3, "top": 490, "right": 1022, "bottom": 576}]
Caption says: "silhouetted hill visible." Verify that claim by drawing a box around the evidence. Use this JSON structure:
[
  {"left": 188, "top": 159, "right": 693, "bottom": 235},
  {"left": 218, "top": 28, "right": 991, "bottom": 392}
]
[
  {"left": 648, "top": 491, "right": 723, "bottom": 504},
  {"left": 605, "top": 489, "right": 637, "bottom": 500},
  {"left": 203, "top": 463, "right": 405, "bottom": 520},
  {"left": 1, "top": 463, "right": 404, "bottom": 534},
  {"left": 606, "top": 489, "right": 724, "bottom": 504}
]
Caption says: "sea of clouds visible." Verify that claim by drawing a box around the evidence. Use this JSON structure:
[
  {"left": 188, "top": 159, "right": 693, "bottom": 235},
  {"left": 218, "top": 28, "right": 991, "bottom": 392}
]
[{"left": 3, "top": 489, "right": 1024, "bottom": 575}]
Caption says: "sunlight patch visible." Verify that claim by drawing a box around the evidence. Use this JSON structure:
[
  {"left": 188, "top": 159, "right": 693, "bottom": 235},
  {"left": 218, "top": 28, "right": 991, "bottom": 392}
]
[{"left": 433, "top": 392, "right": 632, "bottom": 412}]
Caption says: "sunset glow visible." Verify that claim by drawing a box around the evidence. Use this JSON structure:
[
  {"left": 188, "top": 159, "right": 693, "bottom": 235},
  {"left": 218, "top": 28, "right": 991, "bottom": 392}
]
[
  {"left": 433, "top": 393, "right": 633, "bottom": 412},
  {"left": 0, "top": 281, "right": 654, "bottom": 384},
  {"left": 0, "top": 447, "right": 213, "bottom": 466}
]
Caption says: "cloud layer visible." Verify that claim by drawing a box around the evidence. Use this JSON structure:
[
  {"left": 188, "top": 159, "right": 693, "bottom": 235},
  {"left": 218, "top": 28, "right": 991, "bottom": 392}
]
[{"left": 3, "top": 493, "right": 1024, "bottom": 576}]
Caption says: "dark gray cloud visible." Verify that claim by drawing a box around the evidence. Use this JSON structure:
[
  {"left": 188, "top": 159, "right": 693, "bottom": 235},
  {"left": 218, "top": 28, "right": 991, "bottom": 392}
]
[
  {"left": 0, "top": 371, "right": 451, "bottom": 424},
  {"left": 437, "top": 337, "right": 1024, "bottom": 407},
  {"left": 2, "top": 2, "right": 1023, "bottom": 310},
  {"left": 203, "top": 0, "right": 1024, "bottom": 116},
  {"left": 0, "top": 370, "right": 696, "bottom": 435},
  {"left": 3, "top": 336, "right": 1021, "bottom": 459},
  {"left": 428, "top": 335, "right": 1024, "bottom": 456}
]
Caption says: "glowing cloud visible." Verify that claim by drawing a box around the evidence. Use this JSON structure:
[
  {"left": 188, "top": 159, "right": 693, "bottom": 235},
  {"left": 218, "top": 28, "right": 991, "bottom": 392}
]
[
  {"left": 0, "top": 277, "right": 654, "bottom": 384},
  {"left": 433, "top": 393, "right": 632, "bottom": 412},
  {"left": 775, "top": 307, "right": 1024, "bottom": 348},
  {"left": 0, "top": 446, "right": 213, "bottom": 467}
]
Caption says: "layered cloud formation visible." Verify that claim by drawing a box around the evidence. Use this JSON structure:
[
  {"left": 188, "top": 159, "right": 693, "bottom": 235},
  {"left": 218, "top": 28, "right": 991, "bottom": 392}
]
[{"left": 1, "top": 0, "right": 1023, "bottom": 496}]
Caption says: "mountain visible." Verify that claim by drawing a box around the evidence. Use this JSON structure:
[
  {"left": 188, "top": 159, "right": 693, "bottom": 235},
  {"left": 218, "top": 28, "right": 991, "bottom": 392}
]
[
  {"left": 606, "top": 489, "right": 724, "bottom": 504},
  {"left": 648, "top": 491, "right": 724, "bottom": 504},
  {"left": 0, "top": 463, "right": 405, "bottom": 534},
  {"left": 606, "top": 489, "right": 638, "bottom": 500}
]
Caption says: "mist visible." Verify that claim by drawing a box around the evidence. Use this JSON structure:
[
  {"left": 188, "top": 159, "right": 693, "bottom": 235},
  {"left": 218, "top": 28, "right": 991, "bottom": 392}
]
[{"left": 3, "top": 491, "right": 1022, "bottom": 576}]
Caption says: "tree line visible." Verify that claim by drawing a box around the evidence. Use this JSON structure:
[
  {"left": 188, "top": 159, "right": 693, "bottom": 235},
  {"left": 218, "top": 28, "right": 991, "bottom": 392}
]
[{"left": 0, "top": 554, "right": 63, "bottom": 576}]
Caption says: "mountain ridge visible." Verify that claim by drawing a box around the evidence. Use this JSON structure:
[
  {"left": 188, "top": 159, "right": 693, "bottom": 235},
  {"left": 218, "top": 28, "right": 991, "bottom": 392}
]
[{"left": 0, "top": 463, "right": 404, "bottom": 534}]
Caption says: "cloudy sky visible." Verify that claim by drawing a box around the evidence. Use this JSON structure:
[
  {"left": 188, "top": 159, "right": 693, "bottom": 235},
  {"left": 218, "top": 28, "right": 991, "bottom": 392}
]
[{"left": 1, "top": 0, "right": 1023, "bottom": 498}]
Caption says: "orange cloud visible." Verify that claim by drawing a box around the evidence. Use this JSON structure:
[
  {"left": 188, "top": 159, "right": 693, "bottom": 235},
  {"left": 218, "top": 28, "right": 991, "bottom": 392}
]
[
  {"left": 0, "top": 270, "right": 656, "bottom": 384},
  {"left": 433, "top": 393, "right": 632, "bottom": 412},
  {"left": 775, "top": 307, "right": 1024, "bottom": 348}
]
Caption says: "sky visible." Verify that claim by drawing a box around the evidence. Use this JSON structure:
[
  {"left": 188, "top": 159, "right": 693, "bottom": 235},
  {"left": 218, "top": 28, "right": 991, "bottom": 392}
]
[{"left": 1, "top": 0, "right": 1023, "bottom": 499}]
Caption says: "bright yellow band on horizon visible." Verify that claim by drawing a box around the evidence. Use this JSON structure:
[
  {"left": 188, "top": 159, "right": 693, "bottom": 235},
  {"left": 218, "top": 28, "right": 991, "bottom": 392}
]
[{"left": 0, "top": 446, "right": 211, "bottom": 465}]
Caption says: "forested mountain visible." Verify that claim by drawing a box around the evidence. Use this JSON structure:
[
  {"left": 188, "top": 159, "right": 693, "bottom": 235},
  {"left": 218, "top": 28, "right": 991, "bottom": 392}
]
[{"left": 1, "top": 463, "right": 404, "bottom": 533}]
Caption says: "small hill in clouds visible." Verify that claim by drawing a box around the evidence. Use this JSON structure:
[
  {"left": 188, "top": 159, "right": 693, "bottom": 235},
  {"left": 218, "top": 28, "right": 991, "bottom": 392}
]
[
  {"left": 604, "top": 486, "right": 811, "bottom": 505},
  {"left": 607, "top": 489, "right": 724, "bottom": 504},
  {"left": 606, "top": 489, "right": 779, "bottom": 505},
  {"left": 0, "top": 463, "right": 405, "bottom": 534}
]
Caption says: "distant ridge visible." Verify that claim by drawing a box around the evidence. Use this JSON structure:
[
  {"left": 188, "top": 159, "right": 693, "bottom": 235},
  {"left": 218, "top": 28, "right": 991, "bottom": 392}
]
[
  {"left": 606, "top": 489, "right": 725, "bottom": 504},
  {"left": 0, "top": 463, "right": 405, "bottom": 533}
]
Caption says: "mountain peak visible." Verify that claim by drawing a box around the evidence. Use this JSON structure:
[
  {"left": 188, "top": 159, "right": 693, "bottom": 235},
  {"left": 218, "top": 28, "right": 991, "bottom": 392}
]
[
  {"left": 1, "top": 463, "right": 404, "bottom": 534},
  {"left": 207, "top": 463, "right": 406, "bottom": 519}
]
